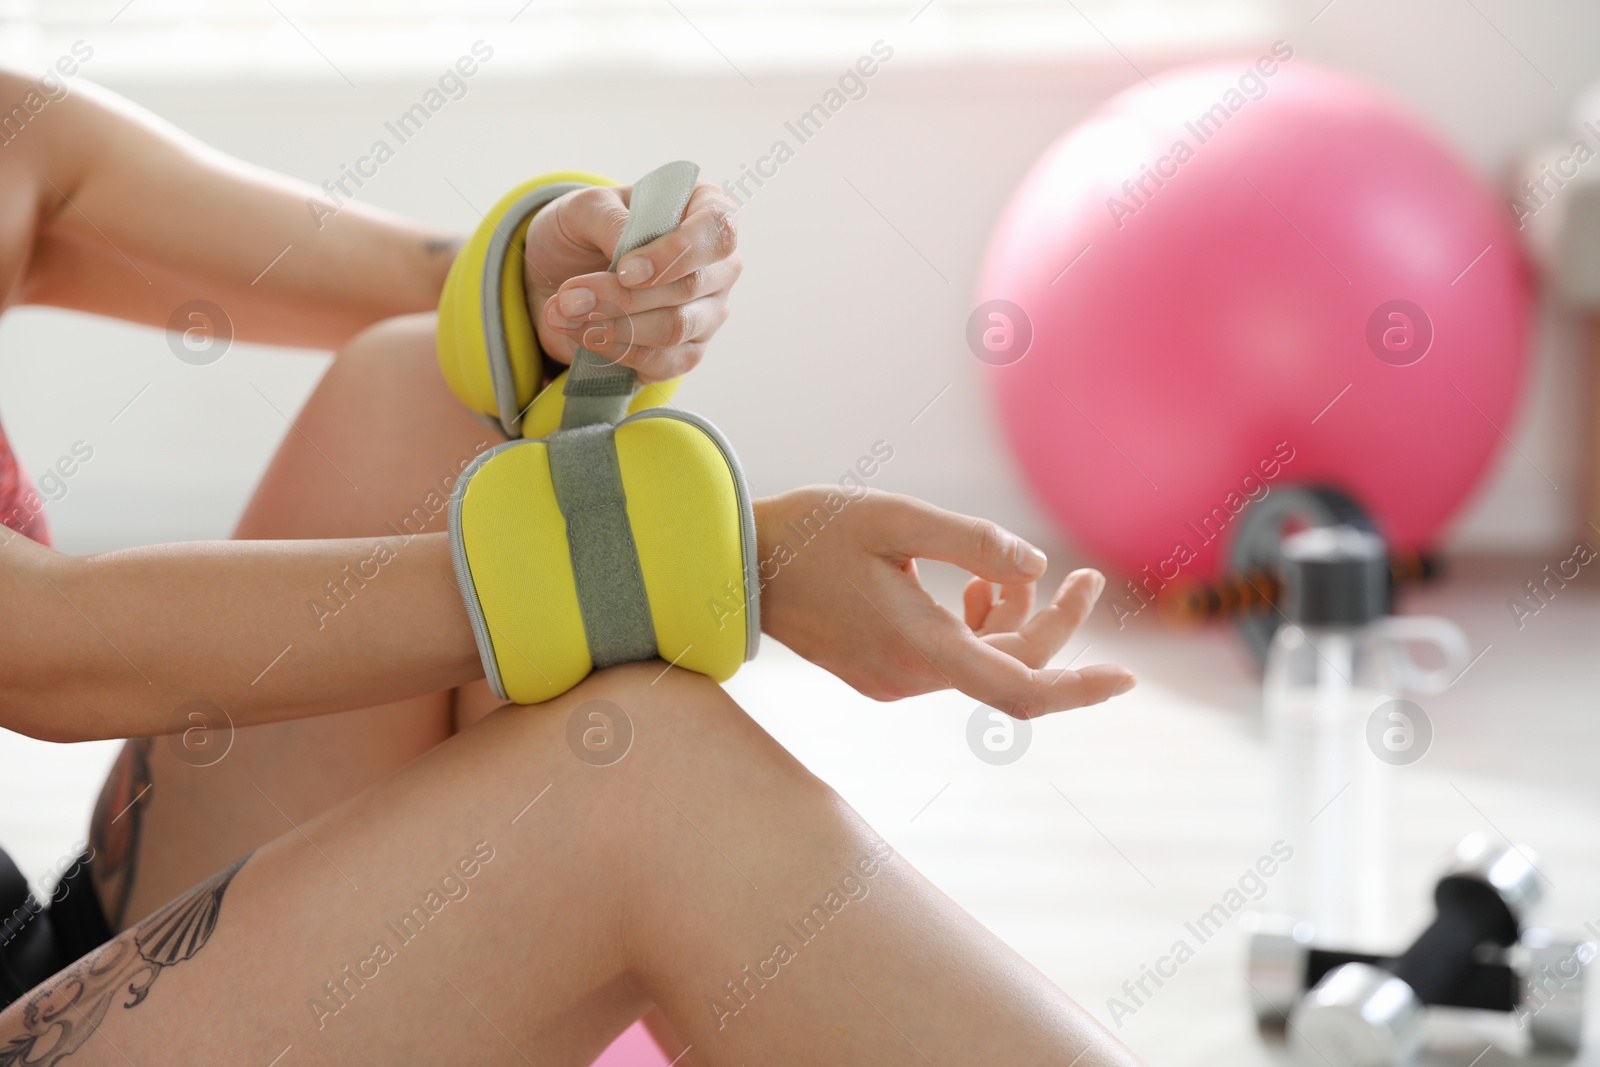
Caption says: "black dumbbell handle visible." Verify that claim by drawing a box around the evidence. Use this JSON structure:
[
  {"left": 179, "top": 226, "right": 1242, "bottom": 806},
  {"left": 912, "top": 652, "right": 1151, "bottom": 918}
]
[
  {"left": 1388, "top": 875, "right": 1521, "bottom": 1005},
  {"left": 1305, "top": 948, "right": 1518, "bottom": 1012}
]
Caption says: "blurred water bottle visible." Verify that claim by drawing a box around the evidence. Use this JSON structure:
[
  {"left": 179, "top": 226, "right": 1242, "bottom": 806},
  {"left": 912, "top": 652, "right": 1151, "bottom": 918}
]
[{"left": 1264, "top": 526, "right": 1468, "bottom": 949}]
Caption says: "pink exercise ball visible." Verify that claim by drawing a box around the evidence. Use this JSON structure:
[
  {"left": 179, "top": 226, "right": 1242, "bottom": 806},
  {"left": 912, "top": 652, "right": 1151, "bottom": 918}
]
[{"left": 978, "top": 56, "right": 1532, "bottom": 582}]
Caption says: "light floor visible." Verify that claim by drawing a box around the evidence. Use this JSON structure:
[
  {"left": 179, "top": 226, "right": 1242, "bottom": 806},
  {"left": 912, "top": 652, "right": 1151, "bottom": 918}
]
[{"left": 3, "top": 560, "right": 1597, "bottom": 1066}]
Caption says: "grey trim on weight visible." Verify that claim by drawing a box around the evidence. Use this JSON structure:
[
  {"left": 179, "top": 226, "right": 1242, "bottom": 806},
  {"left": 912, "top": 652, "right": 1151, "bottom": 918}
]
[
  {"left": 478, "top": 181, "right": 594, "bottom": 440},
  {"left": 447, "top": 438, "right": 526, "bottom": 702}
]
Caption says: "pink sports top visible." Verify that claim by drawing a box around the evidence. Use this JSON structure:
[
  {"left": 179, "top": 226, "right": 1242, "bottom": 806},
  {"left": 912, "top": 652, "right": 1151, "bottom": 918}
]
[{"left": 0, "top": 417, "right": 49, "bottom": 545}]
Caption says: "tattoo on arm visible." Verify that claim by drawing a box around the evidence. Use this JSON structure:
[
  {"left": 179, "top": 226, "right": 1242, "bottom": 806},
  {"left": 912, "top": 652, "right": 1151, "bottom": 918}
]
[
  {"left": 88, "top": 739, "right": 153, "bottom": 931},
  {"left": 424, "top": 236, "right": 463, "bottom": 259},
  {"left": 0, "top": 856, "right": 247, "bottom": 1067}
]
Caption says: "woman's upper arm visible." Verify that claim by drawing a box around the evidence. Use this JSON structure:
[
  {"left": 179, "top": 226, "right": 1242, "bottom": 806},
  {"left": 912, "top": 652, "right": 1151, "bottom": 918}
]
[
  {"left": 0, "top": 532, "right": 83, "bottom": 742},
  {"left": 7, "top": 71, "right": 453, "bottom": 347},
  {"left": 0, "top": 71, "right": 48, "bottom": 315}
]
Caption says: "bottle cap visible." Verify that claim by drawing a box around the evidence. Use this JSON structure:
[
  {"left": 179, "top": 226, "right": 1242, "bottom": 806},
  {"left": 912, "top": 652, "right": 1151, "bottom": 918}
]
[{"left": 1280, "top": 526, "right": 1388, "bottom": 626}]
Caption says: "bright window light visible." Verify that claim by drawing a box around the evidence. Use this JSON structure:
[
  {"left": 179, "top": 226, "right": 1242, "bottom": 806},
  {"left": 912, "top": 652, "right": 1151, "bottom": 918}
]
[{"left": 0, "top": 1, "right": 1282, "bottom": 80}]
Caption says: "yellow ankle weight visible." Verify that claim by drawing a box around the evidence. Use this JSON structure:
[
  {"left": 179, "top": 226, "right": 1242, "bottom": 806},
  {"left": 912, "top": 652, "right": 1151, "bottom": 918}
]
[
  {"left": 451, "top": 409, "right": 758, "bottom": 703},
  {"left": 441, "top": 161, "right": 759, "bottom": 704},
  {"left": 437, "top": 169, "right": 616, "bottom": 439}
]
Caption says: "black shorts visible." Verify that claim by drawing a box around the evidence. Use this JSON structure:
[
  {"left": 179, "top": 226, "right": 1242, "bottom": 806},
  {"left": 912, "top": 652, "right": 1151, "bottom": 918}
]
[{"left": 0, "top": 845, "right": 114, "bottom": 1007}]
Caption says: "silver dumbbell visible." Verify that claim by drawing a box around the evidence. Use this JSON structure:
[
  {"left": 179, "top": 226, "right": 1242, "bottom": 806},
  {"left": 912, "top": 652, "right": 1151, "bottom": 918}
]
[
  {"left": 1249, "top": 917, "right": 1591, "bottom": 1060},
  {"left": 1245, "top": 836, "right": 1591, "bottom": 1065},
  {"left": 1516, "top": 928, "right": 1596, "bottom": 1054}
]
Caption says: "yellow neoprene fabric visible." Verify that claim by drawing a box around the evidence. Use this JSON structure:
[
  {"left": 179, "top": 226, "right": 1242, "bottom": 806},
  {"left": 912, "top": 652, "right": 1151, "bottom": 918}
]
[
  {"left": 457, "top": 410, "right": 749, "bottom": 703},
  {"left": 616, "top": 416, "right": 748, "bottom": 680},
  {"left": 436, "top": 170, "right": 616, "bottom": 429},
  {"left": 458, "top": 438, "right": 591, "bottom": 703}
]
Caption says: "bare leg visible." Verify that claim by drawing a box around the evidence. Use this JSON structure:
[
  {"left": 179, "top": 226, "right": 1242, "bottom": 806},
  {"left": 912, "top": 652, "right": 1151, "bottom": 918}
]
[
  {"left": 16, "top": 664, "right": 1144, "bottom": 1066},
  {"left": 93, "top": 313, "right": 490, "bottom": 926}
]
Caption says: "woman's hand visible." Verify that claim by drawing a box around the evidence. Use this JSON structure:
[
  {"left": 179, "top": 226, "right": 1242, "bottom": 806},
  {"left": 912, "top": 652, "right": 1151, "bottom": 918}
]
[
  {"left": 523, "top": 181, "right": 741, "bottom": 383},
  {"left": 753, "top": 487, "right": 1137, "bottom": 718}
]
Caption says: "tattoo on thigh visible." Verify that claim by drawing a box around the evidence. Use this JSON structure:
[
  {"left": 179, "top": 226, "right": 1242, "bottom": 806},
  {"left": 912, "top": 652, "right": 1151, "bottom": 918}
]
[
  {"left": 0, "top": 856, "right": 246, "bottom": 1067},
  {"left": 88, "top": 739, "right": 153, "bottom": 931}
]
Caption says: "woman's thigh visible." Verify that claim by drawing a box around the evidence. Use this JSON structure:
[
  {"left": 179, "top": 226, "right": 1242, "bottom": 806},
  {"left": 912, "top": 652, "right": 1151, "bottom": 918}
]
[
  {"left": 98, "top": 313, "right": 503, "bottom": 927},
  {"left": 22, "top": 661, "right": 1137, "bottom": 1067},
  {"left": 13, "top": 665, "right": 812, "bottom": 1066}
]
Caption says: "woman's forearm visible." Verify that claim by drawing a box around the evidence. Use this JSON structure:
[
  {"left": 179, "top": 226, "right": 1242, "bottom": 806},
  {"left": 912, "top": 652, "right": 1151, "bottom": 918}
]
[
  {"left": 0, "top": 530, "right": 481, "bottom": 742},
  {"left": 12, "top": 72, "right": 457, "bottom": 348}
]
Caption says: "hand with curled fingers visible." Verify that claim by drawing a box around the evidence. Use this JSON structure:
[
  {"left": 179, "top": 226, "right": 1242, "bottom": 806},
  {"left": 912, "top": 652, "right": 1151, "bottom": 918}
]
[
  {"left": 525, "top": 177, "right": 739, "bottom": 384},
  {"left": 753, "top": 487, "right": 1137, "bottom": 718}
]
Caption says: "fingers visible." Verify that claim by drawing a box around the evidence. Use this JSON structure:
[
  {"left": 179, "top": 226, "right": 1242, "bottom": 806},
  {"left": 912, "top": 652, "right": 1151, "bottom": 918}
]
[
  {"left": 910, "top": 610, "right": 1134, "bottom": 718},
  {"left": 963, "top": 577, "right": 993, "bottom": 631},
  {"left": 820, "top": 489, "right": 1133, "bottom": 716},
  {"left": 544, "top": 255, "right": 740, "bottom": 325},
  {"left": 1021, "top": 568, "right": 1103, "bottom": 650},
  {"left": 614, "top": 181, "right": 740, "bottom": 289},
  {"left": 989, "top": 581, "right": 1036, "bottom": 633},
  {"left": 540, "top": 259, "right": 736, "bottom": 376},
  {"left": 539, "top": 186, "right": 631, "bottom": 282},
  {"left": 537, "top": 338, "right": 708, "bottom": 385},
  {"left": 868, "top": 494, "right": 1048, "bottom": 584},
  {"left": 546, "top": 295, "right": 725, "bottom": 382},
  {"left": 534, "top": 181, "right": 741, "bottom": 382},
  {"left": 902, "top": 562, "right": 1132, "bottom": 716},
  {"left": 984, "top": 569, "right": 1103, "bottom": 667},
  {"left": 535, "top": 183, "right": 738, "bottom": 287},
  {"left": 571, "top": 295, "right": 727, "bottom": 357},
  {"left": 960, "top": 579, "right": 1036, "bottom": 639}
]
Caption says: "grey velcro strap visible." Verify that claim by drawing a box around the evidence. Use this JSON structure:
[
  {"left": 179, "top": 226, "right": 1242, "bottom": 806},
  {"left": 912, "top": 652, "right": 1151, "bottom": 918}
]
[
  {"left": 561, "top": 160, "right": 700, "bottom": 430},
  {"left": 546, "top": 423, "right": 658, "bottom": 669}
]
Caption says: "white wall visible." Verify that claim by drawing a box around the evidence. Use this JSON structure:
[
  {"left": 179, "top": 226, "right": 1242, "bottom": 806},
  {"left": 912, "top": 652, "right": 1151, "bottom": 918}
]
[{"left": 1, "top": 0, "right": 1597, "bottom": 558}]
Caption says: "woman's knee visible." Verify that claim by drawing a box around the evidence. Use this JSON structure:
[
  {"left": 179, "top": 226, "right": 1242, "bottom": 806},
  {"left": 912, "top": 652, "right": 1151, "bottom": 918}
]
[
  {"left": 323, "top": 313, "right": 440, "bottom": 403},
  {"left": 304, "top": 312, "right": 486, "bottom": 456},
  {"left": 477, "top": 663, "right": 835, "bottom": 852},
  {"left": 553, "top": 663, "right": 822, "bottom": 792},
  {"left": 485, "top": 666, "right": 884, "bottom": 964},
  {"left": 236, "top": 311, "right": 494, "bottom": 539}
]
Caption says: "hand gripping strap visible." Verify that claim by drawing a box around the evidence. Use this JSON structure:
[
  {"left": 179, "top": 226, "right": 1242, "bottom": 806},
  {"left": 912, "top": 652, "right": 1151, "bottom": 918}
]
[{"left": 561, "top": 160, "right": 700, "bottom": 430}]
